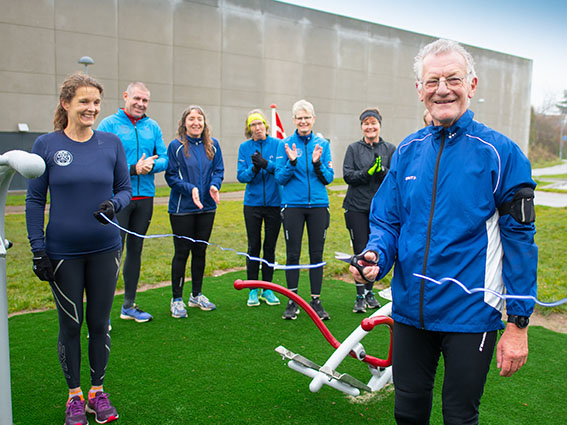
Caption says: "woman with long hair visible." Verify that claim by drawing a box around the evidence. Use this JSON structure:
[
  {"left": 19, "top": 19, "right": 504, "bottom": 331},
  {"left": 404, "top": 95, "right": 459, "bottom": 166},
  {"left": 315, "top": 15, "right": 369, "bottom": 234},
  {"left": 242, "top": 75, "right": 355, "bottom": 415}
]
[
  {"left": 165, "top": 105, "right": 224, "bottom": 318},
  {"left": 26, "top": 72, "right": 131, "bottom": 424}
]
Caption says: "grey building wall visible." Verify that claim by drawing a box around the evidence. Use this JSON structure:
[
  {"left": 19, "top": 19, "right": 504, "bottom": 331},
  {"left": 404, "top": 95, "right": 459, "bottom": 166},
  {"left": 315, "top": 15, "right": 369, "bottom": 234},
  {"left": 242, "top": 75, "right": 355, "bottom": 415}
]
[{"left": 0, "top": 0, "right": 532, "bottom": 184}]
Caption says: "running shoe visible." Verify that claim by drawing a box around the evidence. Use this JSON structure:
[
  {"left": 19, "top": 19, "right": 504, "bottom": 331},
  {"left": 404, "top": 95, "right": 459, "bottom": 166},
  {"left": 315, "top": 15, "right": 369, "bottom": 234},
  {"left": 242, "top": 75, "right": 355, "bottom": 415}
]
[
  {"left": 86, "top": 391, "right": 119, "bottom": 424},
  {"left": 120, "top": 304, "right": 153, "bottom": 322},
  {"left": 65, "top": 396, "right": 88, "bottom": 425},
  {"left": 282, "top": 300, "right": 299, "bottom": 320},
  {"left": 188, "top": 293, "right": 216, "bottom": 311},
  {"left": 170, "top": 297, "right": 188, "bottom": 318},
  {"left": 247, "top": 289, "right": 260, "bottom": 307},
  {"left": 309, "top": 298, "right": 330, "bottom": 320},
  {"left": 353, "top": 295, "right": 367, "bottom": 313},
  {"left": 259, "top": 289, "right": 280, "bottom": 306},
  {"left": 365, "top": 291, "right": 381, "bottom": 309}
]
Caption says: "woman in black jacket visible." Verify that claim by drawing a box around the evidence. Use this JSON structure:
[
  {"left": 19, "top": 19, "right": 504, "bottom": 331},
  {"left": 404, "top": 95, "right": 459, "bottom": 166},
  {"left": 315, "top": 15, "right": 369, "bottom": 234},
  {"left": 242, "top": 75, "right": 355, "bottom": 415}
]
[{"left": 342, "top": 107, "right": 396, "bottom": 313}]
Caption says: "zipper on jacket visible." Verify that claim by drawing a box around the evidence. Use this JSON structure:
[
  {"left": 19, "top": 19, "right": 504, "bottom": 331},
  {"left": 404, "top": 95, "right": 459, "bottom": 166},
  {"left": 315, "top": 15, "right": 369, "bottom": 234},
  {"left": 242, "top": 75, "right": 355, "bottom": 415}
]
[
  {"left": 419, "top": 131, "right": 445, "bottom": 329},
  {"left": 261, "top": 143, "right": 266, "bottom": 206},
  {"left": 305, "top": 140, "right": 311, "bottom": 205},
  {"left": 134, "top": 123, "right": 140, "bottom": 195}
]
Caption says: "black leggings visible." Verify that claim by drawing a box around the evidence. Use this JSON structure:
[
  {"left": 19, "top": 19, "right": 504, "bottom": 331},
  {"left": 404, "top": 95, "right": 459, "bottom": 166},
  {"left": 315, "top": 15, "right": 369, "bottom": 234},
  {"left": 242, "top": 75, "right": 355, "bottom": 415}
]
[
  {"left": 243, "top": 205, "right": 281, "bottom": 282},
  {"left": 392, "top": 322, "right": 497, "bottom": 425},
  {"left": 344, "top": 210, "right": 374, "bottom": 295},
  {"left": 116, "top": 197, "right": 154, "bottom": 308},
  {"left": 49, "top": 249, "right": 121, "bottom": 389},
  {"left": 170, "top": 212, "right": 215, "bottom": 299},
  {"left": 281, "top": 207, "right": 329, "bottom": 296}
]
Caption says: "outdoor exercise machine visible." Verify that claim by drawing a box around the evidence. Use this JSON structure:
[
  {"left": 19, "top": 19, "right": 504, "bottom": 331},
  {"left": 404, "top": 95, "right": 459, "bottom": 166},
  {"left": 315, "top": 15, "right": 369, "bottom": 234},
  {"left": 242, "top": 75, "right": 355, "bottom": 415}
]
[
  {"left": 234, "top": 279, "right": 394, "bottom": 397},
  {"left": 0, "top": 150, "right": 45, "bottom": 425}
]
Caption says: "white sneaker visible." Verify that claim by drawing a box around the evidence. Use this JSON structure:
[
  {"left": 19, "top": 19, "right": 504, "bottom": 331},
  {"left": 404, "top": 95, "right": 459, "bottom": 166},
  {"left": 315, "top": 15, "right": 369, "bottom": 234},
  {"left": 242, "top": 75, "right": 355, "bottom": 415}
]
[
  {"left": 170, "top": 297, "right": 188, "bottom": 318},
  {"left": 188, "top": 293, "right": 216, "bottom": 311}
]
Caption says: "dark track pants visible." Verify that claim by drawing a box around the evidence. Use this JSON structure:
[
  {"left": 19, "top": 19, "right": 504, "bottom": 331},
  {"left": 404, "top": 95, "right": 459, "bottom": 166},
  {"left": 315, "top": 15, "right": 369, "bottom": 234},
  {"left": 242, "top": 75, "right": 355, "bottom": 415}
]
[
  {"left": 117, "top": 197, "right": 153, "bottom": 308},
  {"left": 170, "top": 212, "right": 215, "bottom": 299},
  {"left": 344, "top": 209, "right": 373, "bottom": 295},
  {"left": 49, "top": 249, "right": 121, "bottom": 389},
  {"left": 243, "top": 205, "right": 281, "bottom": 282},
  {"left": 281, "top": 207, "right": 329, "bottom": 296},
  {"left": 392, "top": 322, "right": 497, "bottom": 425}
]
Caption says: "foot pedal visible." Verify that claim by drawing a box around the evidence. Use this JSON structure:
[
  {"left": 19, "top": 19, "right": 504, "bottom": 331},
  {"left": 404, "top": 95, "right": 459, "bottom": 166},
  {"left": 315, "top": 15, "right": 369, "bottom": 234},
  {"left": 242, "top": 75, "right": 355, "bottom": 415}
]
[
  {"left": 319, "top": 365, "right": 372, "bottom": 392},
  {"left": 275, "top": 346, "right": 320, "bottom": 370}
]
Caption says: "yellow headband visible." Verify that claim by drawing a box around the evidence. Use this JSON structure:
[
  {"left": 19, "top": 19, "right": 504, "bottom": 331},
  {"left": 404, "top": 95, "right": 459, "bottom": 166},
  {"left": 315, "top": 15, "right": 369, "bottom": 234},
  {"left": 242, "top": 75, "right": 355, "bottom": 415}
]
[{"left": 247, "top": 113, "right": 267, "bottom": 130}]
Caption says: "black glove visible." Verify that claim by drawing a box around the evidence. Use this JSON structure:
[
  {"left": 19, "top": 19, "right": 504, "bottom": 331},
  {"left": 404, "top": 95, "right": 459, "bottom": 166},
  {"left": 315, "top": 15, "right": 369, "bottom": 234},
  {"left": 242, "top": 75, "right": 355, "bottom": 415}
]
[
  {"left": 93, "top": 200, "right": 115, "bottom": 224},
  {"left": 251, "top": 151, "right": 268, "bottom": 169},
  {"left": 32, "top": 250, "right": 54, "bottom": 282}
]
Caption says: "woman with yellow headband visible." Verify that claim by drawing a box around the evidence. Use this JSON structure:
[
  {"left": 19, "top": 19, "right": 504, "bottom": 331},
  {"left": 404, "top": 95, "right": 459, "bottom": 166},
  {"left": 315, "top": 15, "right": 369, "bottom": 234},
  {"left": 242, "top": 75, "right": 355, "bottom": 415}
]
[{"left": 237, "top": 109, "right": 282, "bottom": 307}]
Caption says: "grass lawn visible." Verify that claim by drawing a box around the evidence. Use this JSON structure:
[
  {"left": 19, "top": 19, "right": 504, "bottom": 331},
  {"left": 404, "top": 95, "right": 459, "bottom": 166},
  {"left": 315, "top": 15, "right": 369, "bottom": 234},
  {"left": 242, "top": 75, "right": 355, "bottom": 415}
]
[
  {"left": 4, "top": 182, "right": 567, "bottom": 423},
  {"left": 9, "top": 271, "right": 567, "bottom": 424}
]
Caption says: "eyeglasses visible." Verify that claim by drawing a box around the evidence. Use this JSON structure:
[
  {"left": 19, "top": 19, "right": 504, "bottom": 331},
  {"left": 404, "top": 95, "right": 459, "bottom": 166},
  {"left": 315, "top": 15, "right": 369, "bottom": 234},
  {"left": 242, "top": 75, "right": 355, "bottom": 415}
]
[
  {"left": 419, "top": 76, "right": 467, "bottom": 92},
  {"left": 294, "top": 116, "right": 313, "bottom": 122}
]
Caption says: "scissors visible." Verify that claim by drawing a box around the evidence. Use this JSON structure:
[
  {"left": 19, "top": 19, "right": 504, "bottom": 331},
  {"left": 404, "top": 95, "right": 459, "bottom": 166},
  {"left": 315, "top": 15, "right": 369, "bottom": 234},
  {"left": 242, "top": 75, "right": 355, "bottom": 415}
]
[{"left": 335, "top": 251, "right": 379, "bottom": 284}]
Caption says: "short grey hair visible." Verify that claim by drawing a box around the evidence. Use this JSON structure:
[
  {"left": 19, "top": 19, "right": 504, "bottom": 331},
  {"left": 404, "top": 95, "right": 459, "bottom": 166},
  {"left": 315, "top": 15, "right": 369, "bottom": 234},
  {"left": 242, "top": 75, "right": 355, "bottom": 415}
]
[
  {"left": 292, "top": 99, "right": 315, "bottom": 118},
  {"left": 413, "top": 39, "right": 477, "bottom": 82},
  {"left": 126, "top": 81, "right": 150, "bottom": 97}
]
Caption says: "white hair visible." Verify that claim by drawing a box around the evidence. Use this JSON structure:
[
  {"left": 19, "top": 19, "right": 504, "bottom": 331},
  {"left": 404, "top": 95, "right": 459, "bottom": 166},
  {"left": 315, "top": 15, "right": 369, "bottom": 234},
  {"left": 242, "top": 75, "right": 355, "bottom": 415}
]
[
  {"left": 413, "top": 39, "right": 477, "bottom": 82},
  {"left": 292, "top": 99, "right": 315, "bottom": 118}
]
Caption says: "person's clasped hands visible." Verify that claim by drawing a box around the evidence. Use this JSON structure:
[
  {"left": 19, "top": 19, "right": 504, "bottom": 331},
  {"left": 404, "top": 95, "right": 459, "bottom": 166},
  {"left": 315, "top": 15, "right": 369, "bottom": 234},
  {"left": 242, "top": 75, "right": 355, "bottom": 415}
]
[
  {"left": 367, "top": 155, "right": 382, "bottom": 176},
  {"left": 251, "top": 150, "right": 268, "bottom": 172}
]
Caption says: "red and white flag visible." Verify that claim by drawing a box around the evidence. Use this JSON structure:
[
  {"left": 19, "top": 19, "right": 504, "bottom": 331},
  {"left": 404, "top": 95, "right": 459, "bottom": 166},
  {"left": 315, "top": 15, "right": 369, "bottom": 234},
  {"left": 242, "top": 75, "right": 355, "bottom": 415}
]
[{"left": 270, "top": 104, "right": 286, "bottom": 139}]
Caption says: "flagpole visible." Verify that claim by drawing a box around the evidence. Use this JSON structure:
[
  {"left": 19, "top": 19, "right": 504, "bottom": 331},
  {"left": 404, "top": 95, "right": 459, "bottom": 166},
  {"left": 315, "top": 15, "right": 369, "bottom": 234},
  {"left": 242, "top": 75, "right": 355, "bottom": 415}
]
[{"left": 270, "top": 104, "right": 277, "bottom": 138}]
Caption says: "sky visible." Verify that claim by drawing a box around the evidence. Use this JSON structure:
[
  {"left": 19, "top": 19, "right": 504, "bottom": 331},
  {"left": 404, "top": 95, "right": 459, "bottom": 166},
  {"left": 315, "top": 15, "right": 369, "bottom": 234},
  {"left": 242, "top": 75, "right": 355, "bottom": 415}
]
[{"left": 278, "top": 0, "right": 567, "bottom": 113}]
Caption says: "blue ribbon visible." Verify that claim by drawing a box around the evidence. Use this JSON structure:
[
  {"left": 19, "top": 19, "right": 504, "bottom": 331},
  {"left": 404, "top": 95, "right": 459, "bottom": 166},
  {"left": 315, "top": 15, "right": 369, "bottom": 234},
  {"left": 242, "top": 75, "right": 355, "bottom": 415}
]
[
  {"left": 101, "top": 213, "right": 326, "bottom": 270},
  {"left": 414, "top": 273, "right": 567, "bottom": 307}
]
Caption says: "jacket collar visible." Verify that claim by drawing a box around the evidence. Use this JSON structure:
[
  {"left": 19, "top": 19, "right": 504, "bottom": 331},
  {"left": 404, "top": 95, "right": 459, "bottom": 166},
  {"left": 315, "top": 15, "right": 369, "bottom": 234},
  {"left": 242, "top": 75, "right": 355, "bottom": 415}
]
[
  {"left": 186, "top": 135, "right": 203, "bottom": 145},
  {"left": 430, "top": 109, "right": 474, "bottom": 143},
  {"left": 295, "top": 129, "right": 313, "bottom": 143}
]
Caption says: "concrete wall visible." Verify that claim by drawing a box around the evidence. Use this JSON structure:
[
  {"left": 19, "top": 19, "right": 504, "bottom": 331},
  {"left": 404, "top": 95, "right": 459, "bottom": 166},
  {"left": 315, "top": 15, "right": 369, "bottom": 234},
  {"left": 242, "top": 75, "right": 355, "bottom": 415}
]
[{"left": 0, "top": 0, "right": 532, "bottom": 182}]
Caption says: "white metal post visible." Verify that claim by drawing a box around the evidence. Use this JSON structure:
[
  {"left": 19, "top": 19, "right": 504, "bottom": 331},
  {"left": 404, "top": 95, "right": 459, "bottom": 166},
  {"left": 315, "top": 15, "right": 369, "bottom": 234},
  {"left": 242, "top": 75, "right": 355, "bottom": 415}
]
[{"left": 0, "top": 151, "right": 45, "bottom": 425}]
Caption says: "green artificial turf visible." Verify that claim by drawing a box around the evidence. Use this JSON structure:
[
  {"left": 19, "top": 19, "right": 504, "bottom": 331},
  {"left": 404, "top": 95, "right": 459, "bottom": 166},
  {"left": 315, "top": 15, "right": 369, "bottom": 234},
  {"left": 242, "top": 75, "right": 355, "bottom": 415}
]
[{"left": 9, "top": 271, "right": 567, "bottom": 424}]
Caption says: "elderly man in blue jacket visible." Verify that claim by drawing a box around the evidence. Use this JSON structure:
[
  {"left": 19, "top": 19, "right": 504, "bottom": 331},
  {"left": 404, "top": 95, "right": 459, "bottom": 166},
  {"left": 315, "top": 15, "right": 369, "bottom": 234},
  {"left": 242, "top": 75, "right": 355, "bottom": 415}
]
[
  {"left": 98, "top": 82, "right": 168, "bottom": 323},
  {"left": 351, "top": 39, "right": 537, "bottom": 425}
]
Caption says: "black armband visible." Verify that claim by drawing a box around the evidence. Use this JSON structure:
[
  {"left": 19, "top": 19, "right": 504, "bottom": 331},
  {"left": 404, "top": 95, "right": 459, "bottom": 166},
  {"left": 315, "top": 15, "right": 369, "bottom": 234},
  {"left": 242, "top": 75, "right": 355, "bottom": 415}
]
[
  {"left": 312, "top": 160, "right": 328, "bottom": 185},
  {"left": 498, "top": 187, "right": 535, "bottom": 224},
  {"left": 290, "top": 158, "right": 297, "bottom": 166}
]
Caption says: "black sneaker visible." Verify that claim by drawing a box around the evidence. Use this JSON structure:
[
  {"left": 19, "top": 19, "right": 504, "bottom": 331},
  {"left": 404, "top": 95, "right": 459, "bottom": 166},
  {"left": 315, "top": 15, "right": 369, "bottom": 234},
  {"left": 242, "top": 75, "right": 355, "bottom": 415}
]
[
  {"left": 282, "top": 300, "right": 299, "bottom": 320},
  {"left": 365, "top": 291, "right": 381, "bottom": 309},
  {"left": 353, "top": 295, "right": 366, "bottom": 313},
  {"left": 309, "top": 298, "right": 330, "bottom": 320}
]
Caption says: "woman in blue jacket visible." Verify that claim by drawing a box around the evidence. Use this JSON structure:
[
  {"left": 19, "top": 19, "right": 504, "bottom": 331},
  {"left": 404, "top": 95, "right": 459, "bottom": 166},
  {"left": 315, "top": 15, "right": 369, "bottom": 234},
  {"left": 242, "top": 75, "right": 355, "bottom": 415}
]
[
  {"left": 275, "top": 99, "right": 334, "bottom": 320},
  {"left": 165, "top": 105, "right": 224, "bottom": 318},
  {"left": 237, "top": 109, "right": 282, "bottom": 307}
]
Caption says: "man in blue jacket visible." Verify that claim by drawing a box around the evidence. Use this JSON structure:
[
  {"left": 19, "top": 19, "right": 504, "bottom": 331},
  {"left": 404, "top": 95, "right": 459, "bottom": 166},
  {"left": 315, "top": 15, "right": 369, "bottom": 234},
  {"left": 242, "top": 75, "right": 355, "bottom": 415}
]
[
  {"left": 351, "top": 39, "right": 537, "bottom": 424},
  {"left": 98, "top": 82, "right": 168, "bottom": 323}
]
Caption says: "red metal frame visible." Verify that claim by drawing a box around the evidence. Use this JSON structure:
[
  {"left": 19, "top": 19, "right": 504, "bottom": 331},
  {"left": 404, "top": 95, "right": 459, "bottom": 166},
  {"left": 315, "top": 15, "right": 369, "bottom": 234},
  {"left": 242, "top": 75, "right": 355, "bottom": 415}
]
[{"left": 234, "top": 279, "right": 393, "bottom": 368}]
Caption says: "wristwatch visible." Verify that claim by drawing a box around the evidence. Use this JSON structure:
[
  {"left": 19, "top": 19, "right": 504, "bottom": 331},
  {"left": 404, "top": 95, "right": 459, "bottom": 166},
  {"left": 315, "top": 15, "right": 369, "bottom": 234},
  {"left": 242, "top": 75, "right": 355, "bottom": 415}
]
[{"left": 507, "top": 314, "right": 529, "bottom": 329}]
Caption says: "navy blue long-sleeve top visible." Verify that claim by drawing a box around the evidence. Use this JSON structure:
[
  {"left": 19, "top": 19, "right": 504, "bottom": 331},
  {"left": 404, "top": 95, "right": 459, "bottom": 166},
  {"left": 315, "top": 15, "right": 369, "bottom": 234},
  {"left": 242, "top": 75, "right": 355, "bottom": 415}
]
[{"left": 26, "top": 130, "right": 132, "bottom": 259}]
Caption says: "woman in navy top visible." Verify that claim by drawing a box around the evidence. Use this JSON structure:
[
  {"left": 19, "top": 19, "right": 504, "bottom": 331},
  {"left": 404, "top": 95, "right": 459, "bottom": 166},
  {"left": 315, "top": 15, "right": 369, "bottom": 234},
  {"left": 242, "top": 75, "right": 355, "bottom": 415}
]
[
  {"left": 26, "top": 72, "right": 131, "bottom": 425},
  {"left": 237, "top": 109, "right": 282, "bottom": 307},
  {"left": 165, "top": 105, "right": 224, "bottom": 318}
]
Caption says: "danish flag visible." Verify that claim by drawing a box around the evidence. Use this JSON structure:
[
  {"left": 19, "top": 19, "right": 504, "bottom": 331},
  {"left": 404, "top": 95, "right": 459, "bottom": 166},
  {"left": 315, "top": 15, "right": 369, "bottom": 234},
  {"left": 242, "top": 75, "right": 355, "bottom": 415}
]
[{"left": 270, "top": 104, "right": 286, "bottom": 139}]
